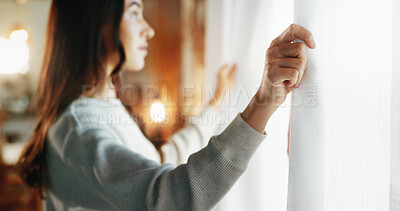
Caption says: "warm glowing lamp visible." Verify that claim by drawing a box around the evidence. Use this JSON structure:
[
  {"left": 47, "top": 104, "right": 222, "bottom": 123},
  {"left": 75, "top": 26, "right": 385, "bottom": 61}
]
[
  {"left": 10, "top": 29, "right": 29, "bottom": 43},
  {"left": 0, "top": 29, "right": 30, "bottom": 74},
  {"left": 150, "top": 102, "right": 166, "bottom": 122}
]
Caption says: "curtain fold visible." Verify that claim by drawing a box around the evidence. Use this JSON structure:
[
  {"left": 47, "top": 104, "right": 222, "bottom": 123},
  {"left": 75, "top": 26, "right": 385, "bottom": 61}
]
[{"left": 288, "top": 0, "right": 325, "bottom": 210}]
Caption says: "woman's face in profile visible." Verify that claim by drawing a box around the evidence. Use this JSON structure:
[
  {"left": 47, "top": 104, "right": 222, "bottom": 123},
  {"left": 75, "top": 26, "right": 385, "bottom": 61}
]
[{"left": 119, "top": 0, "right": 155, "bottom": 71}]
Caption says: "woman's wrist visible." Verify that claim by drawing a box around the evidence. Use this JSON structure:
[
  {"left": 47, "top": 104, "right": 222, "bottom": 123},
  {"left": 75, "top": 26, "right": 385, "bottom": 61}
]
[{"left": 241, "top": 90, "right": 278, "bottom": 133}]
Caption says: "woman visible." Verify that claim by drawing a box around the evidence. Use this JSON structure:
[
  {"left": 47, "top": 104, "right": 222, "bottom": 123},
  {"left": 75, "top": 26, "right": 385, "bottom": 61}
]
[{"left": 17, "top": 0, "right": 316, "bottom": 210}]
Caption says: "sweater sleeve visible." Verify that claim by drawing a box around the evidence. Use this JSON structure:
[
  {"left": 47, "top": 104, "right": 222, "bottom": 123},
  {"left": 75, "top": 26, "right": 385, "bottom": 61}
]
[
  {"left": 62, "top": 113, "right": 267, "bottom": 211},
  {"left": 161, "top": 106, "right": 221, "bottom": 165}
]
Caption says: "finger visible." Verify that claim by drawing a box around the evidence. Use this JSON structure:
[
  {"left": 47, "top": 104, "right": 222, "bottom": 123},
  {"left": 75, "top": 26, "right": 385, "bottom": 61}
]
[
  {"left": 268, "top": 57, "right": 306, "bottom": 70},
  {"left": 222, "top": 64, "right": 230, "bottom": 72},
  {"left": 294, "top": 61, "right": 308, "bottom": 88},
  {"left": 267, "top": 43, "right": 307, "bottom": 88},
  {"left": 268, "top": 42, "right": 307, "bottom": 59},
  {"left": 230, "top": 63, "right": 237, "bottom": 71},
  {"left": 285, "top": 81, "right": 294, "bottom": 93},
  {"left": 218, "top": 64, "right": 229, "bottom": 77},
  {"left": 270, "top": 24, "right": 316, "bottom": 49},
  {"left": 268, "top": 57, "right": 307, "bottom": 88},
  {"left": 229, "top": 64, "right": 237, "bottom": 78},
  {"left": 267, "top": 65, "right": 299, "bottom": 86}
]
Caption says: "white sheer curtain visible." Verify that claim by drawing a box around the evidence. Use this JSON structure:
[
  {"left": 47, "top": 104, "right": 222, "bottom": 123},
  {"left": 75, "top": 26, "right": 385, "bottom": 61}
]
[
  {"left": 206, "top": 0, "right": 399, "bottom": 210},
  {"left": 288, "top": 0, "right": 399, "bottom": 210},
  {"left": 206, "top": 0, "right": 293, "bottom": 210}
]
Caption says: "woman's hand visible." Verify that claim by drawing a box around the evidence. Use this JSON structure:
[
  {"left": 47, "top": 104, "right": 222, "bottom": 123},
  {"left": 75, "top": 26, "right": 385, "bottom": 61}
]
[
  {"left": 209, "top": 64, "right": 236, "bottom": 108},
  {"left": 258, "top": 24, "right": 316, "bottom": 106},
  {"left": 242, "top": 24, "right": 316, "bottom": 133}
]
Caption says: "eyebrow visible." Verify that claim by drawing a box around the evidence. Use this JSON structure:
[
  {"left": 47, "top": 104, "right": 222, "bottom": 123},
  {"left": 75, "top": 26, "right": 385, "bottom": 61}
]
[{"left": 128, "top": 1, "right": 142, "bottom": 9}]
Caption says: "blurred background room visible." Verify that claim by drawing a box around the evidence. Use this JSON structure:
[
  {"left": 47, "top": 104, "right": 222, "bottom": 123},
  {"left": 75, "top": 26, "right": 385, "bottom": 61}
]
[{"left": 0, "top": 0, "right": 294, "bottom": 210}]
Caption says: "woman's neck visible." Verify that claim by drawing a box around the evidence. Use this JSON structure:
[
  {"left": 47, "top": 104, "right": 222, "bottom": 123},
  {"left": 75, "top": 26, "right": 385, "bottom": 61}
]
[
  {"left": 83, "top": 69, "right": 120, "bottom": 102},
  {"left": 95, "top": 59, "right": 123, "bottom": 102},
  {"left": 95, "top": 79, "right": 117, "bottom": 102}
]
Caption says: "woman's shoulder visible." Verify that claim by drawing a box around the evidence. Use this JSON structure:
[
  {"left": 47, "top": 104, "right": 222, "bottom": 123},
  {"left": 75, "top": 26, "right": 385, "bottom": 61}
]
[
  {"left": 70, "top": 96, "right": 124, "bottom": 125},
  {"left": 48, "top": 96, "right": 123, "bottom": 140},
  {"left": 47, "top": 96, "right": 124, "bottom": 156}
]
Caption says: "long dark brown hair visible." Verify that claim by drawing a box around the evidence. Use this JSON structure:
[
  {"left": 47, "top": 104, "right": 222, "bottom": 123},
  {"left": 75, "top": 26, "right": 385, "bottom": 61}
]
[{"left": 17, "top": 0, "right": 126, "bottom": 198}]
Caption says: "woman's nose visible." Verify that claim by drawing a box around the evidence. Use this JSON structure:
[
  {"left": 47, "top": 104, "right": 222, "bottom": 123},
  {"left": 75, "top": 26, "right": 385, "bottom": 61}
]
[{"left": 142, "top": 20, "right": 155, "bottom": 40}]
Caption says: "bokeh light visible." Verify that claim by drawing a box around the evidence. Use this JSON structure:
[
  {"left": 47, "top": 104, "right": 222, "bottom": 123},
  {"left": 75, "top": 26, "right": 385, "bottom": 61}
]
[
  {"left": 150, "top": 102, "right": 166, "bottom": 122},
  {"left": 0, "top": 29, "right": 30, "bottom": 74},
  {"left": 10, "top": 29, "right": 29, "bottom": 43}
]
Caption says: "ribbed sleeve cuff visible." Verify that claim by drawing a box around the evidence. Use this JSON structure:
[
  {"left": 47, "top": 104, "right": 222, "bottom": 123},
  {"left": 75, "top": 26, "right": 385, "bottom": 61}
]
[{"left": 211, "top": 113, "right": 267, "bottom": 170}]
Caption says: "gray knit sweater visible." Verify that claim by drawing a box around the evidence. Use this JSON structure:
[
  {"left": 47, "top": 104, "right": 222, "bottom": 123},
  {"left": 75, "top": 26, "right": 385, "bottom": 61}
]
[{"left": 45, "top": 96, "right": 267, "bottom": 211}]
